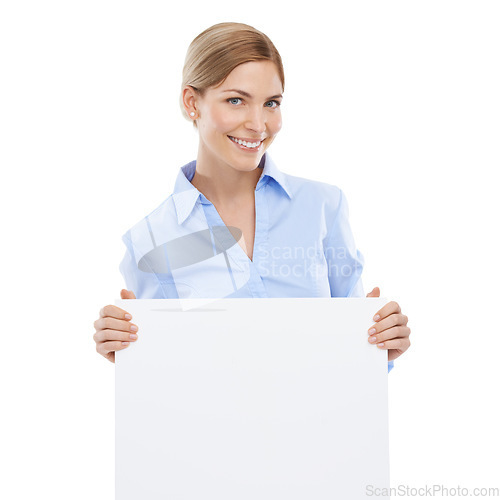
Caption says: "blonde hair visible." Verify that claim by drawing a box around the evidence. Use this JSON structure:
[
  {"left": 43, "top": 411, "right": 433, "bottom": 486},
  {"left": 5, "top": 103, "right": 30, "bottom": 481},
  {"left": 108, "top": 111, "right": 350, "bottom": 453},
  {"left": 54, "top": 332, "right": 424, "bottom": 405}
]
[{"left": 180, "top": 22, "right": 285, "bottom": 129}]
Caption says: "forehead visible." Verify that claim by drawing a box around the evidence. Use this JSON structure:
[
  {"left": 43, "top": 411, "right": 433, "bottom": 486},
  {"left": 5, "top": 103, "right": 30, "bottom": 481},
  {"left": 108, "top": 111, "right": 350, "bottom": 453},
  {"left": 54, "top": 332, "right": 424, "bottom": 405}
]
[{"left": 215, "top": 61, "right": 283, "bottom": 94}]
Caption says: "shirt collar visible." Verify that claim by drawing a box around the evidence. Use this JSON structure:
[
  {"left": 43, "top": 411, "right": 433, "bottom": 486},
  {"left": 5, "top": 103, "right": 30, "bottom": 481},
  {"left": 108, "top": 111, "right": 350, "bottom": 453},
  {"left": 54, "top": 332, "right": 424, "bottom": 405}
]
[{"left": 172, "top": 152, "right": 292, "bottom": 225}]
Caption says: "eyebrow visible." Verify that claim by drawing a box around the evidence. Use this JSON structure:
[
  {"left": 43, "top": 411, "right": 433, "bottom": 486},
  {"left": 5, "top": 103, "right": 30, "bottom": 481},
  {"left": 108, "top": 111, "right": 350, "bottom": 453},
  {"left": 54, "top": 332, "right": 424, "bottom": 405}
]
[{"left": 222, "top": 89, "right": 283, "bottom": 100}]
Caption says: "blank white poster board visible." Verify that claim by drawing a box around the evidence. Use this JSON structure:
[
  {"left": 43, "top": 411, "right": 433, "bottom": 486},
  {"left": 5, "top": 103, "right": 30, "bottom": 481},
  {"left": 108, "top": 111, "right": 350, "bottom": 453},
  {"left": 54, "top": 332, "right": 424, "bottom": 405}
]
[{"left": 115, "top": 297, "right": 390, "bottom": 500}]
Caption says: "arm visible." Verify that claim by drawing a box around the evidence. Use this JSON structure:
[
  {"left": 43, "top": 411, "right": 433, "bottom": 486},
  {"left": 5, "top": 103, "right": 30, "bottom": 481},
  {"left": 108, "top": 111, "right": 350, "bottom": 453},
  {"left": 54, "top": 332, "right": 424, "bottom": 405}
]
[
  {"left": 119, "top": 232, "right": 179, "bottom": 299},
  {"left": 325, "top": 189, "right": 365, "bottom": 298}
]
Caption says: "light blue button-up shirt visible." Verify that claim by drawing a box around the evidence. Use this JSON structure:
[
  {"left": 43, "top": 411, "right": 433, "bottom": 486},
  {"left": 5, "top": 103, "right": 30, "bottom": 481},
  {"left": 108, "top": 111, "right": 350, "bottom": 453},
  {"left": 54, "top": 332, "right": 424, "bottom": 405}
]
[{"left": 119, "top": 152, "right": 394, "bottom": 373}]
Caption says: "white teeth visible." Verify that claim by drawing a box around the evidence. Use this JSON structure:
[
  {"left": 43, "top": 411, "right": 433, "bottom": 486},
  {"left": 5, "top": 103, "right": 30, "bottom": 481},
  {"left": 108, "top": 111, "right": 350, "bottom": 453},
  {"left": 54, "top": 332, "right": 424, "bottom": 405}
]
[{"left": 229, "top": 136, "right": 261, "bottom": 148}]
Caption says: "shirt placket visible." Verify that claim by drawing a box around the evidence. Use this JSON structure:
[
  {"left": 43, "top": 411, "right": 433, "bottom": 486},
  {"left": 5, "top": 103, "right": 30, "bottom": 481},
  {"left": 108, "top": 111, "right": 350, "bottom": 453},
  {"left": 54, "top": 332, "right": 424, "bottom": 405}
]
[
  {"left": 250, "top": 183, "right": 270, "bottom": 297},
  {"left": 200, "top": 185, "right": 270, "bottom": 298}
]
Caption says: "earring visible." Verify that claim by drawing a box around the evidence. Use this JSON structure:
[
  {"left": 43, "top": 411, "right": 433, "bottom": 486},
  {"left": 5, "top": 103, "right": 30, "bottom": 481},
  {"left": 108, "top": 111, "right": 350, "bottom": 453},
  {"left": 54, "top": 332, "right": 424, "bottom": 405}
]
[{"left": 190, "top": 112, "right": 195, "bottom": 117}]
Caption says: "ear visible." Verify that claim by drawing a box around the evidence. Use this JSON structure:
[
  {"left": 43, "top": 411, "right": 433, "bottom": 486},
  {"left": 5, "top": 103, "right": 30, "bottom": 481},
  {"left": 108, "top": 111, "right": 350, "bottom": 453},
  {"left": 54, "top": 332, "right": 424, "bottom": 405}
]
[{"left": 182, "top": 85, "right": 200, "bottom": 117}]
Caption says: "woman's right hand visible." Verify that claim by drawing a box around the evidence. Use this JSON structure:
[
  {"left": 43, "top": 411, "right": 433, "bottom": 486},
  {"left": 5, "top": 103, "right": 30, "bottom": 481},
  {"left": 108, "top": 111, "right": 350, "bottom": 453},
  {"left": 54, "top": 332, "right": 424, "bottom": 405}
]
[{"left": 94, "top": 289, "right": 138, "bottom": 363}]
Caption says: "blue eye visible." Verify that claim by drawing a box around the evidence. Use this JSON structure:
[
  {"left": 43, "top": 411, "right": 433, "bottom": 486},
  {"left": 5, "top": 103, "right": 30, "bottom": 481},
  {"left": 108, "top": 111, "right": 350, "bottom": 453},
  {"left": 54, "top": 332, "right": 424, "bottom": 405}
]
[
  {"left": 266, "top": 100, "right": 281, "bottom": 108},
  {"left": 226, "top": 97, "right": 282, "bottom": 108}
]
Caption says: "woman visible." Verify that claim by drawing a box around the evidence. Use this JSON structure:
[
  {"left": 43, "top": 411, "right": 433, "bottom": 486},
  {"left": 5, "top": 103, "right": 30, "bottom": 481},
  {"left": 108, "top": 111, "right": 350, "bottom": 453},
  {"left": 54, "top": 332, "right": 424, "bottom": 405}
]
[{"left": 93, "top": 22, "right": 411, "bottom": 369}]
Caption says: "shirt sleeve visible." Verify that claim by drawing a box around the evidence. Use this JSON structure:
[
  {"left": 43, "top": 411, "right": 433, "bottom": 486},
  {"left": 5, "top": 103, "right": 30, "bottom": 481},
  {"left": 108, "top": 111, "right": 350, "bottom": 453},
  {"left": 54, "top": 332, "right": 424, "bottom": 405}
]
[
  {"left": 118, "top": 232, "right": 179, "bottom": 299},
  {"left": 325, "top": 188, "right": 365, "bottom": 298},
  {"left": 325, "top": 189, "right": 394, "bottom": 374}
]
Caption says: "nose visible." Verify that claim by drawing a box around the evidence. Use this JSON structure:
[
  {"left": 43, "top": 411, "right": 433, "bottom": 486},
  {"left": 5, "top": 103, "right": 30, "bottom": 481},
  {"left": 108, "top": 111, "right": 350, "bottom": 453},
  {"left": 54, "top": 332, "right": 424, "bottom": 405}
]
[{"left": 244, "top": 105, "right": 266, "bottom": 135}]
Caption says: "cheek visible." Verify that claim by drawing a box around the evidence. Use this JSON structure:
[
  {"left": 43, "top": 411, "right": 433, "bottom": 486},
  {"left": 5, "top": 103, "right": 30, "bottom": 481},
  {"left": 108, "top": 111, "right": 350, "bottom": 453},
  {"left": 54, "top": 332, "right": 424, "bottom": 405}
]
[
  {"left": 270, "top": 114, "right": 282, "bottom": 135},
  {"left": 209, "top": 105, "right": 238, "bottom": 132}
]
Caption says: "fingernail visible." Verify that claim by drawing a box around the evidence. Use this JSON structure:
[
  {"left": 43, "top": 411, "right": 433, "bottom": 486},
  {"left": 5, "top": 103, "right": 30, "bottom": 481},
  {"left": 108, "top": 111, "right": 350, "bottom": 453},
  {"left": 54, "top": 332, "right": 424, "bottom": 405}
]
[
  {"left": 130, "top": 324, "right": 138, "bottom": 331},
  {"left": 373, "top": 314, "right": 380, "bottom": 321},
  {"left": 122, "top": 342, "right": 130, "bottom": 346},
  {"left": 377, "top": 343, "right": 384, "bottom": 347},
  {"left": 368, "top": 328, "right": 376, "bottom": 335},
  {"left": 369, "top": 336, "right": 377, "bottom": 343},
  {"left": 125, "top": 314, "right": 132, "bottom": 320},
  {"left": 129, "top": 334, "right": 138, "bottom": 340}
]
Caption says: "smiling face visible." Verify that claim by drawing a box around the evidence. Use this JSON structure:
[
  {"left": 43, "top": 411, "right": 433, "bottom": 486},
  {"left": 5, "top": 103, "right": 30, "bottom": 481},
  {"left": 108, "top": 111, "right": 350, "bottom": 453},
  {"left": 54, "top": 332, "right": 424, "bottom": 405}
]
[{"left": 184, "top": 60, "right": 284, "bottom": 174}]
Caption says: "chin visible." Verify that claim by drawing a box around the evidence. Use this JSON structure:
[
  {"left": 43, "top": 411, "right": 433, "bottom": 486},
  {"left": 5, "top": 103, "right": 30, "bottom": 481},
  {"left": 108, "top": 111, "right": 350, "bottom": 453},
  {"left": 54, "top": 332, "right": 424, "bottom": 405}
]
[{"left": 232, "top": 153, "right": 264, "bottom": 168}]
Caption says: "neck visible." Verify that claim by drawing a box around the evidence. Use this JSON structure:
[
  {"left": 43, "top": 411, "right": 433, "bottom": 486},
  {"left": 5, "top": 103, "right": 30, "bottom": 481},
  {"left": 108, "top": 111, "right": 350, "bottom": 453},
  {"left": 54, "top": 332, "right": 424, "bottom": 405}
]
[{"left": 191, "top": 147, "right": 264, "bottom": 208}]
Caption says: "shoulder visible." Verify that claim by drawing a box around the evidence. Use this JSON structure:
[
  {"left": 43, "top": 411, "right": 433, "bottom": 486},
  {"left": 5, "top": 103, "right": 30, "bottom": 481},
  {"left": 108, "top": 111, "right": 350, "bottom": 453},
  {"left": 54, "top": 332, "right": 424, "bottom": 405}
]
[
  {"left": 121, "top": 193, "right": 177, "bottom": 244},
  {"left": 282, "top": 171, "right": 344, "bottom": 213}
]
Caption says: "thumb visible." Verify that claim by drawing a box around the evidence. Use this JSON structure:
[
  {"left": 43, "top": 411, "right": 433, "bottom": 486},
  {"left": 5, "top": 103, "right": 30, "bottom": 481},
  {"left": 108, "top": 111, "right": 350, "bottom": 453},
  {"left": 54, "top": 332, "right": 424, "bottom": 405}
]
[
  {"left": 120, "top": 288, "right": 136, "bottom": 300},
  {"left": 366, "top": 286, "right": 380, "bottom": 298}
]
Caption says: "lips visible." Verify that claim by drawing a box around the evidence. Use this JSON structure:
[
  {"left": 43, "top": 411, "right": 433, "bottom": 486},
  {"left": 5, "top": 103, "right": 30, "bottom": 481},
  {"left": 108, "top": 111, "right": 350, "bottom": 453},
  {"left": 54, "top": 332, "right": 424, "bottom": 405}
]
[
  {"left": 227, "top": 135, "right": 264, "bottom": 152},
  {"left": 228, "top": 135, "right": 264, "bottom": 144}
]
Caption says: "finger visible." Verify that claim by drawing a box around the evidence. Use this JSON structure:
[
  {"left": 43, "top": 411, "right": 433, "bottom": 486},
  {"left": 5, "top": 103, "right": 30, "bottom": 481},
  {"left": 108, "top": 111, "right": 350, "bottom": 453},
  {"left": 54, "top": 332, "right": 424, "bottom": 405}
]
[
  {"left": 96, "top": 339, "right": 133, "bottom": 358},
  {"left": 372, "top": 300, "right": 401, "bottom": 322},
  {"left": 366, "top": 286, "right": 380, "bottom": 298},
  {"left": 93, "top": 328, "right": 139, "bottom": 344},
  {"left": 368, "top": 325, "right": 411, "bottom": 345},
  {"left": 99, "top": 304, "right": 133, "bottom": 321},
  {"left": 367, "top": 313, "right": 408, "bottom": 336},
  {"left": 373, "top": 337, "right": 411, "bottom": 352},
  {"left": 94, "top": 316, "right": 139, "bottom": 334},
  {"left": 120, "top": 289, "right": 137, "bottom": 300}
]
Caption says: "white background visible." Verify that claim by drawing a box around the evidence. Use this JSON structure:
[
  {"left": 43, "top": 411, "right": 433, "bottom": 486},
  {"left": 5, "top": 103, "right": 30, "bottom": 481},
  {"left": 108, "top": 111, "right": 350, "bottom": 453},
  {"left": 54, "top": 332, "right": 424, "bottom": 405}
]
[{"left": 1, "top": 1, "right": 499, "bottom": 498}]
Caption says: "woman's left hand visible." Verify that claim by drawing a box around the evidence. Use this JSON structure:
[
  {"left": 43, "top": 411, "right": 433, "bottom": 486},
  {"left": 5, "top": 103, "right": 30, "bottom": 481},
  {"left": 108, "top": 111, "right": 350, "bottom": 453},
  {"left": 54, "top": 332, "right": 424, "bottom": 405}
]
[{"left": 366, "top": 287, "right": 411, "bottom": 361}]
